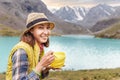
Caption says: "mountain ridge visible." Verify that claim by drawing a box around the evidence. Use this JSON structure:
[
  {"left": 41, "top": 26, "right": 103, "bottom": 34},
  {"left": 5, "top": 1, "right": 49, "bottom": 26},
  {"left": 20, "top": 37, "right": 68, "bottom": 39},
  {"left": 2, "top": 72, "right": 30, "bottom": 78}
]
[
  {"left": 53, "top": 4, "right": 120, "bottom": 28},
  {"left": 0, "top": 0, "right": 88, "bottom": 36}
]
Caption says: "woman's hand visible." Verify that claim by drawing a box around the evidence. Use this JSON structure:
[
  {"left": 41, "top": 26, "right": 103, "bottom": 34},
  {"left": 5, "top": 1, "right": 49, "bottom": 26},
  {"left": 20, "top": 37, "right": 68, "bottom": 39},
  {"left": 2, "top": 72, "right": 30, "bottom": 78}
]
[
  {"left": 35, "top": 51, "right": 55, "bottom": 73},
  {"left": 42, "top": 66, "right": 61, "bottom": 74}
]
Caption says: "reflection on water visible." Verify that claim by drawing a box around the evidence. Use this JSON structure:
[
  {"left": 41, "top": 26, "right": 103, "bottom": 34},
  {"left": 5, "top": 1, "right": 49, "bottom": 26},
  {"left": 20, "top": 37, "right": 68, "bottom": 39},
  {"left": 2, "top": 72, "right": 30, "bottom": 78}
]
[{"left": 1, "top": 35, "right": 120, "bottom": 72}]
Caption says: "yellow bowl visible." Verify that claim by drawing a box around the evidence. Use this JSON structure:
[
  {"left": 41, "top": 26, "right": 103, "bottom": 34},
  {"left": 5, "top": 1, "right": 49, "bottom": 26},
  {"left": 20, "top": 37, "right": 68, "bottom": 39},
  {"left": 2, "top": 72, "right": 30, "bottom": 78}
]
[{"left": 50, "top": 52, "right": 66, "bottom": 68}]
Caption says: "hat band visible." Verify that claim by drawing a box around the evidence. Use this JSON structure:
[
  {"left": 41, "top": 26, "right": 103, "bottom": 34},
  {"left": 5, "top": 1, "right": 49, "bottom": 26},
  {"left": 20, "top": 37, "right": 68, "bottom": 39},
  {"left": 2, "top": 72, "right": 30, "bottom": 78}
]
[{"left": 26, "top": 18, "right": 48, "bottom": 28}]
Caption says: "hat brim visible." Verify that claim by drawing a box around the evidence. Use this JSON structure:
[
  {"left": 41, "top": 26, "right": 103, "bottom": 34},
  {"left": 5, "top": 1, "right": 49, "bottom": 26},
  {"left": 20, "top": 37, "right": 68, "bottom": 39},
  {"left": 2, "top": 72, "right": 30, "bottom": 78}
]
[{"left": 23, "top": 21, "right": 55, "bottom": 34}]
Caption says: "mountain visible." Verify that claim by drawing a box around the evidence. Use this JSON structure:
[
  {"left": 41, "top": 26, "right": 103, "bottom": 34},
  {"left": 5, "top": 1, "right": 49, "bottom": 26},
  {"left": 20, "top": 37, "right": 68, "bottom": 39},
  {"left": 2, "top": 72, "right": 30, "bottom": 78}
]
[
  {"left": 90, "top": 18, "right": 120, "bottom": 32},
  {"left": 54, "top": 6, "right": 88, "bottom": 23},
  {"left": 0, "top": 0, "right": 88, "bottom": 35},
  {"left": 114, "top": 6, "right": 120, "bottom": 17},
  {"left": 94, "top": 21, "right": 120, "bottom": 39},
  {"left": 0, "top": 0, "right": 51, "bottom": 30},
  {"left": 49, "top": 8, "right": 57, "bottom": 13},
  {"left": 81, "top": 4, "right": 117, "bottom": 28},
  {"left": 53, "top": 4, "right": 120, "bottom": 29}
]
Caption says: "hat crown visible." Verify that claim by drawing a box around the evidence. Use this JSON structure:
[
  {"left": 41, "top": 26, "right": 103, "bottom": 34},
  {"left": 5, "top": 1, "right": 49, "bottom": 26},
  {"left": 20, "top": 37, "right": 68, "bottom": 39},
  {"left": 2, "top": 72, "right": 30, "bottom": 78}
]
[
  {"left": 24, "top": 12, "right": 54, "bottom": 33},
  {"left": 26, "top": 13, "right": 48, "bottom": 25}
]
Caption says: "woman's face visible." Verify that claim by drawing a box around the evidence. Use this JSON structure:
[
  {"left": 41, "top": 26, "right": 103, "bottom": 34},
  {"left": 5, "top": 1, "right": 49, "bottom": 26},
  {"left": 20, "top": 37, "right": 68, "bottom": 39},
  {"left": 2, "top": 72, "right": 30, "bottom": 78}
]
[{"left": 31, "top": 23, "right": 51, "bottom": 44}]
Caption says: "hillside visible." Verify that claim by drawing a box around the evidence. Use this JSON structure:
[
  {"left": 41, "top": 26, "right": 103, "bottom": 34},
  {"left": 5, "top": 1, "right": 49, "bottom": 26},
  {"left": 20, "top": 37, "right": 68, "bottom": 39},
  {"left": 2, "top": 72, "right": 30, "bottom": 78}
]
[
  {"left": 94, "top": 21, "right": 120, "bottom": 39},
  {"left": 2, "top": 68, "right": 120, "bottom": 80},
  {"left": 0, "top": 0, "right": 88, "bottom": 36},
  {"left": 90, "top": 18, "right": 120, "bottom": 32},
  {"left": 0, "top": 24, "right": 22, "bottom": 36}
]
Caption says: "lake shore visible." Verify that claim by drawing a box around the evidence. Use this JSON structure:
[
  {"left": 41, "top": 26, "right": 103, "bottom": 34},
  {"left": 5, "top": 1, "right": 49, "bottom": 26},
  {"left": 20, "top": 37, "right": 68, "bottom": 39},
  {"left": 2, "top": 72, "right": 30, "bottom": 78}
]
[{"left": 1, "top": 68, "right": 120, "bottom": 80}]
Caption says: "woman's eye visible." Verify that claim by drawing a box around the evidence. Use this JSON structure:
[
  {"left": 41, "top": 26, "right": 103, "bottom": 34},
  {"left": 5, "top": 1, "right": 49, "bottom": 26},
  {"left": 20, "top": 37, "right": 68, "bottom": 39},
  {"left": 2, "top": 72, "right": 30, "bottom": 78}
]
[
  {"left": 47, "top": 26, "right": 51, "bottom": 30},
  {"left": 38, "top": 26, "right": 43, "bottom": 29}
]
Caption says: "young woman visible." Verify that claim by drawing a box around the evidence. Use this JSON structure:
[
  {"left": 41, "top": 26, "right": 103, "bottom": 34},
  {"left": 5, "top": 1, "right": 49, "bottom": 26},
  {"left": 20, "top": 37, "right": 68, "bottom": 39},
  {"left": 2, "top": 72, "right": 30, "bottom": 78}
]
[{"left": 6, "top": 13, "right": 55, "bottom": 80}]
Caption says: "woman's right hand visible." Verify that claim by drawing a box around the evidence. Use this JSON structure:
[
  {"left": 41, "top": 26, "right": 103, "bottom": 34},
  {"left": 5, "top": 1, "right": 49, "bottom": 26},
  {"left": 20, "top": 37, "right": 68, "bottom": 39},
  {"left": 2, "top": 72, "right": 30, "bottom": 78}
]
[{"left": 35, "top": 51, "right": 55, "bottom": 73}]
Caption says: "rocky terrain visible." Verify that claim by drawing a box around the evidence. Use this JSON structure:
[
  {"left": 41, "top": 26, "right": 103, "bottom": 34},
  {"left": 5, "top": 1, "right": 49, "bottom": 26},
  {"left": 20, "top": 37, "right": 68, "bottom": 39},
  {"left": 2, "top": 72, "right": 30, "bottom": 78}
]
[
  {"left": 54, "top": 4, "right": 120, "bottom": 29},
  {"left": 0, "top": 0, "right": 120, "bottom": 38},
  {"left": 0, "top": 0, "right": 88, "bottom": 36}
]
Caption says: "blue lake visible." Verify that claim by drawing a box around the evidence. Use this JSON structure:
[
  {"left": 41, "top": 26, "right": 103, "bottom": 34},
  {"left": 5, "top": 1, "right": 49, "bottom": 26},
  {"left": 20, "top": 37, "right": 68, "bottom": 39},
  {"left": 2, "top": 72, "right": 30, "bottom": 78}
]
[{"left": 1, "top": 35, "right": 120, "bottom": 73}]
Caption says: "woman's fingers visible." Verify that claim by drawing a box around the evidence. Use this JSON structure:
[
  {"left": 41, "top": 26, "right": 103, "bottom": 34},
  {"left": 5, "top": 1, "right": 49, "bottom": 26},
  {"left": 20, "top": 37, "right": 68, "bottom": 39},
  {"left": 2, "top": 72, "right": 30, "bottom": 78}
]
[
  {"left": 46, "top": 51, "right": 54, "bottom": 56},
  {"left": 39, "top": 51, "right": 55, "bottom": 67}
]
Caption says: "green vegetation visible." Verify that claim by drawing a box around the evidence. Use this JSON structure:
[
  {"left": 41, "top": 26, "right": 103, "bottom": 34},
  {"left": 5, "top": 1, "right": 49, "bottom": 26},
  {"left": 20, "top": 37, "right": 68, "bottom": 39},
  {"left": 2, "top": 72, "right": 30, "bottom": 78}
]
[
  {"left": 0, "top": 73, "right": 5, "bottom": 80},
  {"left": 43, "top": 68, "right": 120, "bottom": 80},
  {"left": 94, "top": 22, "right": 120, "bottom": 39},
  {"left": 0, "top": 24, "right": 61, "bottom": 36},
  {"left": 2, "top": 68, "right": 120, "bottom": 80},
  {"left": 0, "top": 24, "right": 22, "bottom": 36}
]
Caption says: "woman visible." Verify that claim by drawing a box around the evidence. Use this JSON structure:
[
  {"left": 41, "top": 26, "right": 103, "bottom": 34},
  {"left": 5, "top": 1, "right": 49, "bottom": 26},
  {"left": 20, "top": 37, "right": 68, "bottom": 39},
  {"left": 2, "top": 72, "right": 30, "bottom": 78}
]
[{"left": 6, "top": 13, "right": 55, "bottom": 80}]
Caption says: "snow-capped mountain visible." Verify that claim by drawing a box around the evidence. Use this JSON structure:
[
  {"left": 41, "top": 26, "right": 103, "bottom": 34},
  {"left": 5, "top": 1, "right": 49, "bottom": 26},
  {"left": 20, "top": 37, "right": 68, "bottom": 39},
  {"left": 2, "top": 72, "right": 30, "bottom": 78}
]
[
  {"left": 114, "top": 6, "right": 120, "bottom": 17},
  {"left": 53, "top": 4, "right": 120, "bottom": 28},
  {"left": 49, "top": 8, "right": 57, "bottom": 13},
  {"left": 82, "top": 4, "right": 116, "bottom": 28},
  {"left": 54, "top": 6, "right": 89, "bottom": 23},
  {"left": 0, "top": 0, "right": 89, "bottom": 35}
]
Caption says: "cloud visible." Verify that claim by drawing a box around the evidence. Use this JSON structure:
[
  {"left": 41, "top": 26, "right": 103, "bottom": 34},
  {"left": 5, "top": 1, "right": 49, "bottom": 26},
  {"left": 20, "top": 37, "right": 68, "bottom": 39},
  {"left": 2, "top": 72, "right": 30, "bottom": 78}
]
[
  {"left": 93, "top": 0, "right": 120, "bottom": 3},
  {"left": 43, "top": 0, "right": 120, "bottom": 4},
  {"left": 42, "top": 0, "right": 120, "bottom": 9}
]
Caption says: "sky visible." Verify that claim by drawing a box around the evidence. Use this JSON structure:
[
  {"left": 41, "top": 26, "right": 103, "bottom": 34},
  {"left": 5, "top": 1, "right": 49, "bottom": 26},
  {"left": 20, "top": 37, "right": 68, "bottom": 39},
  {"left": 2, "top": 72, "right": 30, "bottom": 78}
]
[{"left": 41, "top": 0, "right": 120, "bottom": 9}]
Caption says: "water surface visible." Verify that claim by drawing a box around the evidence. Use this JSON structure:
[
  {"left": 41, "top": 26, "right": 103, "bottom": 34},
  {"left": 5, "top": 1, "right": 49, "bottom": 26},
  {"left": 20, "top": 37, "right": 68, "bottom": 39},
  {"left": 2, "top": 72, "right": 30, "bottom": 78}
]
[{"left": 1, "top": 35, "right": 120, "bottom": 72}]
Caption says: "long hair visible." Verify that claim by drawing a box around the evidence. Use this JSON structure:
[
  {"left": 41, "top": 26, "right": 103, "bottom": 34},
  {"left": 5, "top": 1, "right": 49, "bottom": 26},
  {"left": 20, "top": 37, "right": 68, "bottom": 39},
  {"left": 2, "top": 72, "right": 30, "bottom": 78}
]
[{"left": 20, "top": 30, "right": 49, "bottom": 48}]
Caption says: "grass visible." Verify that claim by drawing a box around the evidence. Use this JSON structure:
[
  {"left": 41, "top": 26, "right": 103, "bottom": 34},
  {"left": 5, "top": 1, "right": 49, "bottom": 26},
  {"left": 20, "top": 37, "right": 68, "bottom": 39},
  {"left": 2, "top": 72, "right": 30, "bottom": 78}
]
[
  {"left": 94, "top": 21, "right": 120, "bottom": 39},
  {"left": 43, "top": 68, "right": 120, "bottom": 80},
  {"left": 0, "top": 73, "right": 5, "bottom": 80},
  {"left": 2, "top": 68, "right": 120, "bottom": 80},
  {"left": 0, "top": 24, "right": 22, "bottom": 36},
  {"left": 0, "top": 23, "right": 61, "bottom": 36}
]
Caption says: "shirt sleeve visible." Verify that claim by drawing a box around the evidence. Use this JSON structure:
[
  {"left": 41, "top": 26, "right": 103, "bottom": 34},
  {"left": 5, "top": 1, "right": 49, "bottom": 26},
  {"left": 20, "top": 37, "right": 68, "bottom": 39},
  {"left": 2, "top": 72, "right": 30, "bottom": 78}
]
[
  {"left": 12, "top": 48, "right": 40, "bottom": 80},
  {"left": 41, "top": 70, "right": 49, "bottom": 79}
]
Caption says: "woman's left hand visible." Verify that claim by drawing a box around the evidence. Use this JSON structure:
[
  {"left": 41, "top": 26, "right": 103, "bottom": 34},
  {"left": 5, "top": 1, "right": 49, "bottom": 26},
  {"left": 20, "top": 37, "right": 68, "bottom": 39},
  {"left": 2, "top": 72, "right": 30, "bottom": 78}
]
[{"left": 43, "top": 66, "right": 61, "bottom": 72}]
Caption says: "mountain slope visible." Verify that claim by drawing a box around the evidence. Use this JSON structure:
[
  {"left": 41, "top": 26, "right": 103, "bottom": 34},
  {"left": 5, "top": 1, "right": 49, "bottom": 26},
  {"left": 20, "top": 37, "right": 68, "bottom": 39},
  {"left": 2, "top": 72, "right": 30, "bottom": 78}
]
[
  {"left": 0, "top": 0, "right": 88, "bottom": 35},
  {"left": 53, "top": 4, "right": 120, "bottom": 30},
  {"left": 54, "top": 6, "right": 88, "bottom": 23},
  {"left": 94, "top": 21, "right": 120, "bottom": 39},
  {"left": 90, "top": 18, "right": 120, "bottom": 32},
  {"left": 82, "top": 4, "right": 116, "bottom": 28}
]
